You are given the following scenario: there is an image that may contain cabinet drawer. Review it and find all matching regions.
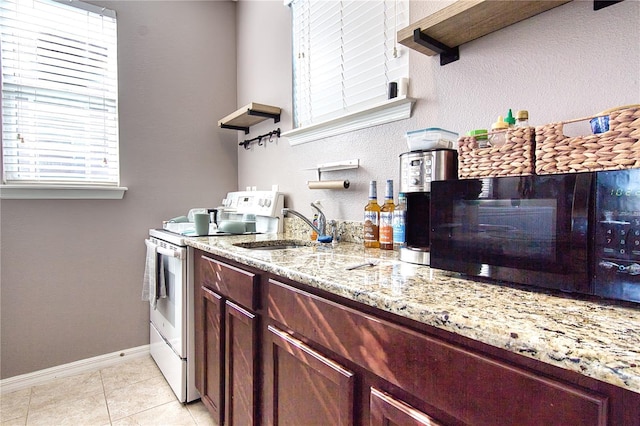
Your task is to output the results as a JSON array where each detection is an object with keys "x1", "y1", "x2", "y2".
[
  {"x1": 370, "y1": 387, "x2": 442, "y2": 426},
  {"x1": 199, "y1": 254, "x2": 258, "y2": 310},
  {"x1": 267, "y1": 279, "x2": 608, "y2": 426}
]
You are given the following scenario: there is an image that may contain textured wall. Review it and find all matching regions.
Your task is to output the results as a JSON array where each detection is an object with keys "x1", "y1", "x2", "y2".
[
  {"x1": 236, "y1": 0, "x2": 640, "y2": 221},
  {"x1": 0, "y1": 1, "x2": 239, "y2": 378}
]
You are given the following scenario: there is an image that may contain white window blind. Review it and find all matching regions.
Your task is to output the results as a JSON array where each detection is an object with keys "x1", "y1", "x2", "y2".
[
  {"x1": 291, "y1": 0, "x2": 408, "y2": 129},
  {"x1": 0, "y1": 0, "x2": 119, "y2": 186}
]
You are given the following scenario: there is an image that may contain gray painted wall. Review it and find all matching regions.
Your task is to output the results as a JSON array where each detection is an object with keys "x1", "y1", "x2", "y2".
[
  {"x1": 236, "y1": 0, "x2": 640, "y2": 222},
  {"x1": 0, "y1": 1, "x2": 238, "y2": 379}
]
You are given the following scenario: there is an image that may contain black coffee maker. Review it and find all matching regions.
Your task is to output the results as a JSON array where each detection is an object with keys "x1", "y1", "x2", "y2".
[{"x1": 399, "y1": 149, "x2": 458, "y2": 265}]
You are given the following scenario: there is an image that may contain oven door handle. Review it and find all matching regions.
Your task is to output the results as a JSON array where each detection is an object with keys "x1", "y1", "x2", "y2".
[
  {"x1": 158, "y1": 246, "x2": 185, "y2": 260},
  {"x1": 148, "y1": 239, "x2": 185, "y2": 260}
]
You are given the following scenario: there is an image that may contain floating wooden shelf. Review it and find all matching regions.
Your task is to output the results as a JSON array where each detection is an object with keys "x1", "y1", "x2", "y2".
[
  {"x1": 218, "y1": 103, "x2": 281, "y2": 134},
  {"x1": 397, "y1": 0, "x2": 572, "y2": 65}
]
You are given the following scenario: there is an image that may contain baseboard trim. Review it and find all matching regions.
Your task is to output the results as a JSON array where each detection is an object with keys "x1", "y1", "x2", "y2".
[{"x1": 0, "y1": 345, "x2": 150, "y2": 394}]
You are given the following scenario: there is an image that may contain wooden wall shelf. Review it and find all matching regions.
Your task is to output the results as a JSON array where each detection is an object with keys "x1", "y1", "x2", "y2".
[
  {"x1": 218, "y1": 102, "x2": 281, "y2": 134},
  {"x1": 397, "y1": 0, "x2": 572, "y2": 65}
]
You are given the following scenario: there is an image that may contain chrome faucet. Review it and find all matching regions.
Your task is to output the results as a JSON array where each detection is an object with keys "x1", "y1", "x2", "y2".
[
  {"x1": 310, "y1": 201, "x2": 326, "y2": 236},
  {"x1": 282, "y1": 201, "x2": 327, "y2": 237}
]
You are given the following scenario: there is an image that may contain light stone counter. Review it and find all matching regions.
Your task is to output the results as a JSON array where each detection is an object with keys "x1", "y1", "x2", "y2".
[{"x1": 186, "y1": 233, "x2": 640, "y2": 394}]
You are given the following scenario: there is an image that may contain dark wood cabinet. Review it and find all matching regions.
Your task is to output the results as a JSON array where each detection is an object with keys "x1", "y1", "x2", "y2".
[
  {"x1": 370, "y1": 387, "x2": 442, "y2": 426},
  {"x1": 266, "y1": 325, "x2": 355, "y2": 426},
  {"x1": 194, "y1": 251, "x2": 260, "y2": 426},
  {"x1": 193, "y1": 249, "x2": 640, "y2": 426},
  {"x1": 266, "y1": 278, "x2": 610, "y2": 426}
]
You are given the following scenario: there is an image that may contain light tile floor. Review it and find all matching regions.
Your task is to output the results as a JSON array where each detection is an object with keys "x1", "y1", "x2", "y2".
[{"x1": 0, "y1": 356, "x2": 217, "y2": 426}]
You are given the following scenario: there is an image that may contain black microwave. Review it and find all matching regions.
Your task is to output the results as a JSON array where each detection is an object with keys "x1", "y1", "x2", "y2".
[{"x1": 430, "y1": 169, "x2": 640, "y2": 303}]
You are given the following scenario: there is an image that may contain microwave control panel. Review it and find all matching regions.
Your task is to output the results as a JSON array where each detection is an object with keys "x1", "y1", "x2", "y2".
[{"x1": 593, "y1": 169, "x2": 640, "y2": 303}]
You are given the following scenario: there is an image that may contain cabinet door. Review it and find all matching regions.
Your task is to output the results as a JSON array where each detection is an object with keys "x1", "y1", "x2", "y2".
[
  {"x1": 195, "y1": 285, "x2": 225, "y2": 425},
  {"x1": 225, "y1": 300, "x2": 258, "y2": 426},
  {"x1": 370, "y1": 387, "x2": 443, "y2": 426},
  {"x1": 267, "y1": 325, "x2": 355, "y2": 426}
]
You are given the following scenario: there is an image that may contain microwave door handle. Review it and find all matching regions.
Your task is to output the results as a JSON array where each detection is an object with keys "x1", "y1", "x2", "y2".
[
  {"x1": 572, "y1": 173, "x2": 593, "y2": 234},
  {"x1": 567, "y1": 173, "x2": 593, "y2": 293}
]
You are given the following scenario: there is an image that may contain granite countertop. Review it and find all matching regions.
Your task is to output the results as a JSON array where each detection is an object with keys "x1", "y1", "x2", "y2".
[{"x1": 186, "y1": 233, "x2": 640, "y2": 394}]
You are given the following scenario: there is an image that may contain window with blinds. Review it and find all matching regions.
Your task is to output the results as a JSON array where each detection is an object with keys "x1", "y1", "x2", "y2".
[
  {"x1": 0, "y1": 0, "x2": 119, "y2": 186},
  {"x1": 290, "y1": 0, "x2": 408, "y2": 129}
]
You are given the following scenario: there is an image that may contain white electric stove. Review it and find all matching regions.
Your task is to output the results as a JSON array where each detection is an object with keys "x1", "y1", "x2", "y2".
[{"x1": 145, "y1": 190, "x2": 284, "y2": 402}]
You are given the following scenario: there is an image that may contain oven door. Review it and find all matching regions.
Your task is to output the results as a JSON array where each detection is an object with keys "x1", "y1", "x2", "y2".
[
  {"x1": 149, "y1": 243, "x2": 187, "y2": 358},
  {"x1": 430, "y1": 173, "x2": 592, "y2": 293}
]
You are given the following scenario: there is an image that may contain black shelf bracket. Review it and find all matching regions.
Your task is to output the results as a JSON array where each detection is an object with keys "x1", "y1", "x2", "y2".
[
  {"x1": 221, "y1": 123, "x2": 250, "y2": 134},
  {"x1": 248, "y1": 108, "x2": 281, "y2": 124},
  {"x1": 413, "y1": 28, "x2": 460, "y2": 66},
  {"x1": 594, "y1": 0, "x2": 623, "y2": 10}
]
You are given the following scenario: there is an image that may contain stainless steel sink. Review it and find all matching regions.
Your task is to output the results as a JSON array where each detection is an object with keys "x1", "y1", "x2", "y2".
[{"x1": 232, "y1": 240, "x2": 315, "y2": 250}]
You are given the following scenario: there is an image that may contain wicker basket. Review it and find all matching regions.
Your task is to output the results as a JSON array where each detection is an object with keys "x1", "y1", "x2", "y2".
[
  {"x1": 535, "y1": 107, "x2": 640, "y2": 175},
  {"x1": 457, "y1": 126, "x2": 535, "y2": 178}
]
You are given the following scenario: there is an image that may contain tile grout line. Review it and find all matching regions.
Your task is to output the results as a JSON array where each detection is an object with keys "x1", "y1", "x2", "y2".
[
  {"x1": 98, "y1": 368, "x2": 113, "y2": 426},
  {"x1": 24, "y1": 385, "x2": 33, "y2": 426},
  {"x1": 186, "y1": 403, "x2": 199, "y2": 425}
]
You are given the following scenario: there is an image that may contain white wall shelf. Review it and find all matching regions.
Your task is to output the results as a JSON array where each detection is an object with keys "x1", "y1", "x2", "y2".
[{"x1": 218, "y1": 102, "x2": 281, "y2": 134}]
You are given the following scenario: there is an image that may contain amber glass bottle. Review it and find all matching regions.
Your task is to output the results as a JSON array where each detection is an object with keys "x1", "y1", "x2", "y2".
[
  {"x1": 363, "y1": 180, "x2": 380, "y2": 248},
  {"x1": 379, "y1": 180, "x2": 395, "y2": 250}
]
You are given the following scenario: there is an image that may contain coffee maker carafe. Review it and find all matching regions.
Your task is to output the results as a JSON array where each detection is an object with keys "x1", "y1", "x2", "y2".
[{"x1": 399, "y1": 149, "x2": 457, "y2": 265}]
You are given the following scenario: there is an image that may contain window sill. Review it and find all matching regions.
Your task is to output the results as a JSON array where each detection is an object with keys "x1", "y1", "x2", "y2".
[
  {"x1": 282, "y1": 96, "x2": 416, "y2": 146},
  {"x1": 0, "y1": 185, "x2": 128, "y2": 200}
]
